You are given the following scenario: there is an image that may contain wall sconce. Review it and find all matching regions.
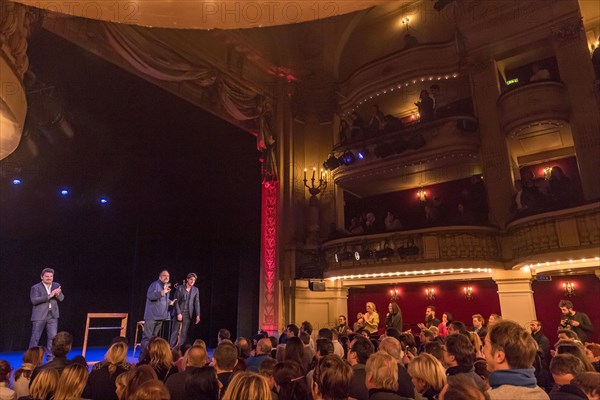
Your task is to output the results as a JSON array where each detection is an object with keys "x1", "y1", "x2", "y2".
[
  {"x1": 463, "y1": 286, "x2": 474, "y2": 300},
  {"x1": 417, "y1": 189, "x2": 427, "y2": 202},
  {"x1": 401, "y1": 16, "x2": 410, "y2": 31},
  {"x1": 563, "y1": 281, "x2": 575, "y2": 297},
  {"x1": 425, "y1": 287, "x2": 435, "y2": 300},
  {"x1": 543, "y1": 167, "x2": 552, "y2": 180},
  {"x1": 390, "y1": 289, "x2": 399, "y2": 301},
  {"x1": 304, "y1": 167, "x2": 327, "y2": 197}
]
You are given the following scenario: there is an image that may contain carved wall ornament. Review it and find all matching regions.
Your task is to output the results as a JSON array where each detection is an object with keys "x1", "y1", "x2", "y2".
[{"x1": 551, "y1": 18, "x2": 584, "y2": 43}]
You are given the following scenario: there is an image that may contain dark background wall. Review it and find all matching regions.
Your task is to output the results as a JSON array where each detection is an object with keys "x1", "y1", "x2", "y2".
[{"x1": 0, "y1": 30, "x2": 261, "y2": 351}]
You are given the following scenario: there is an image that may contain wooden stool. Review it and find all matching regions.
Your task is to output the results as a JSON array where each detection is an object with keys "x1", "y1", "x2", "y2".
[
  {"x1": 132, "y1": 321, "x2": 145, "y2": 358},
  {"x1": 82, "y1": 313, "x2": 128, "y2": 358}
]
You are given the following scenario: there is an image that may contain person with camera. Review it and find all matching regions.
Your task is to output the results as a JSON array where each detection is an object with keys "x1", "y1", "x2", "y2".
[
  {"x1": 140, "y1": 270, "x2": 172, "y2": 355},
  {"x1": 169, "y1": 272, "x2": 200, "y2": 349},
  {"x1": 559, "y1": 299, "x2": 593, "y2": 343}
]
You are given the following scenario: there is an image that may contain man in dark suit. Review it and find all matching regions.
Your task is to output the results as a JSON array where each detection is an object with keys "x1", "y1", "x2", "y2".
[
  {"x1": 29, "y1": 267, "x2": 64, "y2": 360},
  {"x1": 347, "y1": 335, "x2": 375, "y2": 400},
  {"x1": 169, "y1": 272, "x2": 201, "y2": 349},
  {"x1": 165, "y1": 345, "x2": 207, "y2": 400},
  {"x1": 140, "y1": 270, "x2": 172, "y2": 355}
]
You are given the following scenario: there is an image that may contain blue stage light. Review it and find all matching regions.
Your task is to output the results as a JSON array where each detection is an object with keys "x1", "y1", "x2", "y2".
[
  {"x1": 99, "y1": 197, "x2": 109, "y2": 204},
  {"x1": 12, "y1": 178, "x2": 21, "y2": 185},
  {"x1": 60, "y1": 189, "x2": 69, "y2": 196},
  {"x1": 357, "y1": 148, "x2": 369, "y2": 160}
]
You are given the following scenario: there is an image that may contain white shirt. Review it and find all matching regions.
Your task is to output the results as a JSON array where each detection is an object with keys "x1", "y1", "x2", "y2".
[{"x1": 44, "y1": 283, "x2": 52, "y2": 309}]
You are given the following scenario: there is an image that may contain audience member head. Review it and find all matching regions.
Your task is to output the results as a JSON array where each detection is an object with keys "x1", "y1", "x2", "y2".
[
  {"x1": 317, "y1": 328, "x2": 333, "y2": 341},
  {"x1": 123, "y1": 365, "x2": 158, "y2": 399},
  {"x1": 440, "y1": 374, "x2": 487, "y2": 400},
  {"x1": 447, "y1": 321, "x2": 468, "y2": 336},
  {"x1": 129, "y1": 379, "x2": 170, "y2": 400},
  {"x1": 378, "y1": 336, "x2": 402, "y2": 361},
  {"x1": 53, "y1": 363, "x2": 89, "y2": 400},
  {"x1": 366, "y1": 302, "x2": 377, "y2": 313},
  {"x1": 472, "y1": 314, "x2": 484, "y2": 329},
  {"x1": 442, "y1": 312, "x2": 453, "y2": 325},
  {"x1": 337, "y1": 315, "x2": 347, "y2": 326},
  {"x1": 284, "y1": 337, "x2": 305, "y2": 369},
  {"x1": 312, "y1": 355, "x2": 353, "y2": 400},
  {"x1": 468, "y1": 332, "x2": 483, "y2": 352},
  {"x1": 556, "y1": 342, "x2": 596, "y2": 372},
  {"x1": 488, "y1": 314, "x2": 501, "y2": 326},
  {"x1": 557, "y1": 329, "x2": 579, "y2": 342},
  {"x1": 300, "y1": 321, "x2": 313, "y2": 335},
  {"x1": 444, "y1": 334, "x2": 475, "y2": 368},
  {"x1": 285, "y1": 324, "x2": 299, "y2": 338},
  {"x1": 0, "y1": 360, "x2": 11, "y2": 384},
  {"x1": 115, "y1": 371, "x2": 128, "y2": 400},
  {"x1": 426, "y1": 306, "x2": 436, "y2": 320},
  {"x1": 407, "y1": 352, "x2": 447, "y2": 394},
  {"x1": 235, "y1": 337, "x2": 252, "y2": 359},
  {"x1": 550, "y1": 353, "x2": 586, "y2": 386},
  {"x1": 213, "y1": 342, "x2": 238, "y2": 372},
  {"x1": 424, "y1": 341, "x2": 445, "y2": 363},
  {"x1": 259, "y1": 357, "x2": 278, "y2": 390},
  {"x1": 571, "y1": 372, "x2": 600, "y2": 400},
  {"x1": 186, "y1": 345, "x2": 209, "y2": 368},
  {"x1": 315, "y1": 338, "x2": 334, "y2": 358},
  {"x1": 585, "y1": 343, "x2": 600, "y2": 364},
  {"x1": 559, "y1": 299, "x2": 574, "y2": 313},
  {"x1": 256, "y1": 338, "x2": 273, "y2": 356},
  {"x1": 146, "y1": 337, "x2": 173, "y2": 369},
  {"x1": 484, "y1": 320, "x2": 537, "y2": 371},
  {"x1": 185, "y1": 366, "x2": 220, "y2": 400},
  {"x1": 29, "y1": 368, "x2": 59, "y2": 400},
  {"x1": 420, "y1": 329, "x2": 435, "y2": 344},
  {"x1": 51, "y1": 331, "x2": 73, "y2": 358},
  {"x1": 365, "y1": 352, "x2": 398, "y2": 392},
  {"x1": 389, "y1": 302, "x2": 401, "y2": 315},
  {"x1": 15, "y1": 346, "x2": 44, "y2": 381},
  {"x1": 218, "y1": 329, "x2": 231, "y2": 343},
  {"x1": 473, "y1": 358, "x2": 490, "y2": 390},
  {"x1": 299, "y1": 331, "x2": 311, "y2": 346},
  {"x1": 222, "y1": 371, "x2": 271, "y2": 400},
  {"x1": 105, "y1": 341, "x2": 128, "y2": 374},
  {"x1": 348, "y1": 336, "x2": 375, "y2": 365},
  {"x1": 356, "y1": 328, "x2": 369, "y2": 338},
  {"x1": 429, "y1": 326, "x2": 440, "y2": 338},
  {"x1": 273, "y1": 361, "x2": 309, "y2": 400}
]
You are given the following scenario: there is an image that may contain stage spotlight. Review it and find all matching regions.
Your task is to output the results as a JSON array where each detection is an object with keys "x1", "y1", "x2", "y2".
[
  {"x1": 323, "y1": 155, "x2": 340, "y2": 170},
  {"x1": 374, "y1": 248, "x2": 395, "y2": 259},
  {"x1": 335, "y1": 251, "x2": 354, "y2": 263},
  {"x1": 99, "y1": 197, "x2": 109, "y2": 204},
  {"x1": 60, "y1": 189, "x2": 69, "y2": 196},
  {"x1": 357, "y1": 148, "x2": 369, "y2": 160},
  {"x1": 12, "y1": 178, "x2": 22, "y2": 185},
  {"x1": 354, "y1": 249, "x2": 373, "y2": 261},
  {"x1": 339, "y1": 151, "x2": 356, "y2": 166}
]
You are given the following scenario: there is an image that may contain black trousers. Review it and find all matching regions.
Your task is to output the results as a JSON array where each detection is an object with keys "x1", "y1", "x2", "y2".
[{"x1": 170, "y1": 313, "x2": 191, "y2": 348}]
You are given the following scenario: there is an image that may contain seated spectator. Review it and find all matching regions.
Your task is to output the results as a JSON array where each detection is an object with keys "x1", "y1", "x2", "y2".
[
  {"x1": 424, "y1": 342, "x2": 445, "y2": 364},
  {"x1": 348, "y1": 217, "x2": 365, "y2": 235},
  {"x1": 472, "y1": 314, "x2": 487, "y2": 342},
  {"x1": 440, "y1": 374, "x2": 488, "y2": 400},
  {"x1": 311, "y1": 355, "x2": 352, "y2": 400},
  {"x1": 52, "y1": 363, "x2": 88, "y2": 400},
  {"x1": 530, "y1": 63, "x2": 551, "y2": 82},
  {"x1": 454, "y1": 202, "x2": 475, "y2": 224},
  {"x1": 468, "y1": 333, "x2": 484, "y2": 359},
  {"x1": 223, "y1": 371, "x2": 271, "y2": 400},
  {"x1": 384, "y1": 212, "x2": 403, "y2": 231},
  {"x1": 121, "y1": 365, "x2": 158, "y2": 400},
  {"x1": 218, "y1": 329, "x2": 232, "y2": 344},
  {"x1": 20, "y1": 368, "x2": 59, "y2": 400},
  {"x1": 448, "y1": 321, "x2": 469, "y2": 336},
  {"x1": 138, "y1": 337, "x2": 177, "y2": 382},
  {"x1": 556, "y1": 342, "x2": 596, "y2": 372},
  {"x1": 550, "y1": 353, "x2": 586, "y2": 387},
  {"x1": 83, "y1": 341, "x2": 130, "y2": 400},
  {"x1": 334, "y1": 315, "x2": 352, "y2": 336},
  {"x1": 377, "y1": 337, "x2": 415, "y2": 398},
  {"x1": 443, "y1": 334, "x2": 485, "y2": 390},
  {"x1": 235, "y1": 337, "x2": 252, "y2": 360},
  {"x1": 13, "y1": 347, "x2": 45, "y2": 399},
  {"x1": 415, "y1": 90, "x2": 434, "y2": 122},
  {"x1": 557, "y1": 329, "x2": 580, "y2": 343},
  {"x1": 488, "y1": 314, "x2": 501, "y2": 327},
  {"x1": 363, "y1": 213, "x2": 380, "y2": 234},
  {"x1": 484, "y1": 320, "x2": 549, "y2": 399},
  {"x1": 0, "y1": 360, "x2": 16, "y2": 400},
  {"x1": 30, "y1": 332, "x2": 75, "y2": 384},
  {"x1": 306, "y1": 338, "x2": 334, "y2": 389},
  {"x1": 519, "y1": 172, "x2": 545, "y2": 214},
  {"x1": 473, "y1": 358, "x2": 490, "y2": 391},
  {"x1": 273, "y1": 361, "x2": 309, "y2": 400},
  {"x1": 438, "y1": 313, "x2": 451, "y2": 338},
  {"x1": 571, "y1": 372, "x2": 600, "y2": 400},
  {"x1": 258, "y1": 357, "x2": 278, "y2": 400},
  {"x1": 347, "y1": 336, "x2": 375, "y2": 400},
  {"x1": 165, "y1": 345, "x2": 210, "y2": 400},
  {"x1": 213, "y1": 342, "x2": 238, "y2": 398},
  {"x1": 428, "y1": 326, "x2": 440, "y2": 339},
  {"x1": 247, "y1": 338, "x2": 273, "y2": 373},
  {"x1": 419, "y1": 329, "x2": 435, "y2": 353},
  {"x1": 407, "y1": 353, "x2": 447, "y2": 400},
  {"x1": 585, "y1": 343, "x2": 600, "y2": 372},
  {"x1": 129, "y1": 379, "x2": 170, "y2": 400},
  {"x1": 184, "y1": 366, "x2": 220, "y2": 400},
  {"x1": 365, "y1": 352, "x2": 411, "y2": 399}
]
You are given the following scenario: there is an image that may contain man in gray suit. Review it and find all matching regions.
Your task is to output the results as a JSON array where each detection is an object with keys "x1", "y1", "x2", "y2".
[
  {"x1": 140, "y1": 270, "x2": 172, "y2": 354},
  {"x1": 169, "y1": 272, "x2": 201, "y2": 349},
  {"x1": 30, "y1": 267, "x2": 64, "y2": 360}
]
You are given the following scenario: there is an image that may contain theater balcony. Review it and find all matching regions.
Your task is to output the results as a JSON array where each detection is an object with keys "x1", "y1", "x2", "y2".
[{"x1": 497, "y1": 81, "x2": 570, "y2": 136}]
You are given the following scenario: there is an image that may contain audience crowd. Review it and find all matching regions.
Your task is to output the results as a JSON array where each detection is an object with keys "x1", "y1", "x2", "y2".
[{"x1": 1, "y1": 300, "x2": 598, "y2": 400}]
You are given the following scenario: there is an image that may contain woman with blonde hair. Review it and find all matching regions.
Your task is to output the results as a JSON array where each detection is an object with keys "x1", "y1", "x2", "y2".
[
  {"x1": 21, "y1": 368, "x2": 59, "y2": 400},
  {"x1": 13, "y1": 347, "x2": 45, "y2": 398},
  {"x1": 138, "y1": 338, "x2": 177, "y2": 382},
  {"x1": 407, "y1": 353, "x2": 446, "y2": 400},
  {"x1": 53, "y1": 363, "x2": 89, "y2": 400},
  {"x1": 114, "y1": 372, "x2": 128, "y2": 400},
  {"x1": 364, "y1": 302, "x2": 380, "y2": 335},
  {"x1": 121, "y1": 365, "x2": 157, "y2": 400},
  {"x1": 222, "y1": 371, "x2": 272, "y2": 400},
  {"x1": 84, "y1": 342, "x2": 130, "y2": 400},
  {"x1": 128, "y1": 380, "x2": 170, "y2": 400}
]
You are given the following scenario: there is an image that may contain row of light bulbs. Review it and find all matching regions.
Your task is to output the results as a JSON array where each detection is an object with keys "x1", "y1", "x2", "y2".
[
  {"x1": 521, "y1": 256, "x2": 600, "y2": 271},
  {"x1": 328, "y1": 267, "x2": 493, "y2": 282},
  {"x1": 344, "y1": 73, "x2": 460, "y2": 116}
]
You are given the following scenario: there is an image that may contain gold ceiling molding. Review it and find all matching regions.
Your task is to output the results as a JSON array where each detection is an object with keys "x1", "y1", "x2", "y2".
[{"x1": 13, "y1": 1, "x2": 387, "y2": 29}]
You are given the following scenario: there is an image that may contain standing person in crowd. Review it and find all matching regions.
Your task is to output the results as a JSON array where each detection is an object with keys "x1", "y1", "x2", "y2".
[
  {"x1": 141, "y1": 270, "x2": 172, "y2": 355},
  {"x1": 213, "y1": 342, "x2": 238, "y2": 398},
  {"x1": 483, "y1": 320, "x2": 549, "y2": 400},
  {"x1": 407, "y1": 353, "x2": 447, "y2": 400},
  {"x1": 13, "y1": 347, "x2": 44, "y2": 398},
  {"x1": 30, "y1": 268, "x2": 64, "y2": 361},
  {"x1": 334, "y1": 315, "x2": 352, "y2": 336},
  {"x1": 386, "y1": 302, "x2": 403, "y2": 332},
  {"x1": 418, "y1": 306, "x2": 440, "y2": 330},
  {"x1": 529, "y1": 320, "x2": 551, "y2": 365},
  {"x1": 559, "y1": 300, "x2": 594, "y2": 343},
  {"x1": 348, "y1": 336, "x2": 375, "y2": 400},
  {"x1": 364, "y1": 302, "x2": 380, "y2": 335},
  {"x1": 472, "y1": 314, "x2": 487, "y2": 342},
  {"x1": 437, "y1": 312, "x2": 452, "y2": 338},
  {"x1": 170, "y1": 273, "x2": 201, "y2": 349},
  {"x1": 443, "y1": 334, "x2": 485, "y2": 389},
  {"x1": 0, "y1": 360, "x2": 16, "y2": 400},
  {"x1": 311, "y1": 355, "x2": 353, "y2": 400}
]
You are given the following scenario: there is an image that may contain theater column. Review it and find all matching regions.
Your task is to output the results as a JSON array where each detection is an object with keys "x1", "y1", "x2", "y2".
[
  {"x1": 552, "y1": 18, "x2": 600, "y2": 201},
  {"x1": 469, "y1": 58, "x2": 514, "y2": 228},
  {"x1": 492, "y1": 269, "x2": 537, "y2": 326}
]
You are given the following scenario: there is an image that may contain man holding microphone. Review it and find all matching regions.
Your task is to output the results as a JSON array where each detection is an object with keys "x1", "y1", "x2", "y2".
[{"x1": 140, "y1": 270, "x2": 172, "y2": 355}]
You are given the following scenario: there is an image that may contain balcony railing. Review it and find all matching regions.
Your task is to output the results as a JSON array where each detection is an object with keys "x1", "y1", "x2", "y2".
[{"x1": 497, "y1": 81, "x2": 570, "y2": 135}]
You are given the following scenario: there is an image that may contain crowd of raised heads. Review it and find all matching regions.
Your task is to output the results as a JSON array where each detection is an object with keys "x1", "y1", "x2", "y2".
[{"x1": 1, "y1": 305, "x2": 599, "y2": 400}]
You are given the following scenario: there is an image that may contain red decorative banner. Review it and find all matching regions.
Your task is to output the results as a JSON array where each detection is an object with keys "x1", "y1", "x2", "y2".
[{"x1": 260, "y1": 180, "x2": 278, "y2": 334}]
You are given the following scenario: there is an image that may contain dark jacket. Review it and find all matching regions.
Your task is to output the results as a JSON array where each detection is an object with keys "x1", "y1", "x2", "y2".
[
  {"x1": 549, "y1": 384, "x2": 589, "y2": 400},
  {"x1": 83, "y1": 364, "x2": 128, "y2": 400},
  {"x1": 532, "y1": 330, "x2": 551, "y2": 364},
  {"x1": 349, "y1": 364, "x2": 369, "y2": 400},
  {"x1": 396, "y1": 363, "x2": 415, "y2": 399},
  {"x1": 144, "y1": 280, "x2": 170, "y2": 321},
  {"x1": 165, "y1": 367, "x2": 199, "y2": 400},
  {"x1": 368, "y1": 388, "x2": 411, "y2": 400},
  {"x1": 386, "y1": 313, "x2": 403, "y2": 331},
  {"x1": 30, "y1": 357, "x2": 73, "y2": 386},
  {"x1": 30, "y1": 282, "x2": 64, "y2": 321}
]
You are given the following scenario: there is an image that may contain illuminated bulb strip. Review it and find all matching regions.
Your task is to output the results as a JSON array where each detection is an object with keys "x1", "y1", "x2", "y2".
[
  {"x1": 522, "y1": 256, "x2": 600, "y2": 270},
  {"x1": 347, "y1": 73, "x2": 460, "y2": 115},
  {"x1": 328, "y1": 267, "x2": 493, "y2": 282}
]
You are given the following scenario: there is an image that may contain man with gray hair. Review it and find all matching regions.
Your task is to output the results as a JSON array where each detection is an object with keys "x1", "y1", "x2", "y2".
[
  {"x1": 246, "y1": 338, "x2": 272, "y2": 372},
  {"x1": 378, "y1": 336, "x2": 415, "y2": 399},
  {"x1": 141, "y1": 270, "x2": 172, "y2": 354}
]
